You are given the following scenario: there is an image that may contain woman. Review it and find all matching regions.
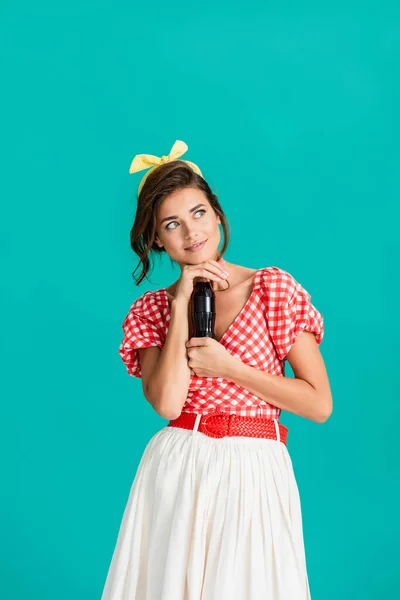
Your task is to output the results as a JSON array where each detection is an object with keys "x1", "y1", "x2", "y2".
[{"x1": 101, "y1": 140, "x2": 332, "y2": 600}]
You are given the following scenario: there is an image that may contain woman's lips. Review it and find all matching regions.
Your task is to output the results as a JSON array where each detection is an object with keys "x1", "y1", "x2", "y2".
[{"x1": 185, "y1": 239, "x2": 207, "y2": 252}]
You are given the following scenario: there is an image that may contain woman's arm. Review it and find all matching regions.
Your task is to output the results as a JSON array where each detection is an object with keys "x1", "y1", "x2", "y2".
[
  {"x1": 224, "y1": 331, "x2": 332, "y2": 423},
  {"x1": 140, "y1": 297, "x2": 191, "y2": 420}
]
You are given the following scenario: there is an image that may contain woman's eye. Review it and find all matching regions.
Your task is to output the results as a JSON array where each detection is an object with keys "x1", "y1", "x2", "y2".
[{"x1": 165, "y1": 209, "x2": 206, "y2": 230}]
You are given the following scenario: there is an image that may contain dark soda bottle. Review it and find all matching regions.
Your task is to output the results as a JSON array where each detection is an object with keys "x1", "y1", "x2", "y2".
[{"x1": 190, "y1": 279, "x2": 216, "y2": 338}]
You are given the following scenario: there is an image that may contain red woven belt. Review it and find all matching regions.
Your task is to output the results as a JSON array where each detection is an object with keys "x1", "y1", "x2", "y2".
[{"x1": 167, "y1": 410, "x2": 288, "y2": 445}]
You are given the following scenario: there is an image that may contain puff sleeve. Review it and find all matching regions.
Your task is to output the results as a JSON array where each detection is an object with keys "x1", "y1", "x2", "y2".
[
  {"x1": 118, "y1": 292, "x2": 166, "y2": 378},
  {"x1": 266, "y1": 267, "x2": 324, "y2": 362}
]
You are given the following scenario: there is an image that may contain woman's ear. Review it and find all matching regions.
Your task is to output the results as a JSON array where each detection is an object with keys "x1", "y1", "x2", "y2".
[{"x1": 154, "y1": 235, "x2": 163, "y2": 249}]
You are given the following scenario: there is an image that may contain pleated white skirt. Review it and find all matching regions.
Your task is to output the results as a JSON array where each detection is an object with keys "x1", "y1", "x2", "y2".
[{"x1": 101, "y1": 416, "x2": 312, "y2": 600}]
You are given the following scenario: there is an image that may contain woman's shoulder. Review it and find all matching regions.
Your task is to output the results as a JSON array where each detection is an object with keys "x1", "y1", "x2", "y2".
[
  {"x1": 258, "y1": 265, "x2": 293, "y2": 278},
  {"x1": 258, "y1": 265, "x2": 323, "y2": 317},
  {"x1": 258, "y1": 265, "x2": 296, "y2": 286},
  {"x1": 257, "y1": 265, "x2": 301, "y2": 303},
  {"x1": 123, "y1": 288, "x2": 168, "y2": 321}
]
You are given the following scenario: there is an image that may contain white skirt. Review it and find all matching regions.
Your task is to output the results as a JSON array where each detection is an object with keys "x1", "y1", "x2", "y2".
[{"x1": 101, "y1": 415, "x2": 312, "y2": 600}]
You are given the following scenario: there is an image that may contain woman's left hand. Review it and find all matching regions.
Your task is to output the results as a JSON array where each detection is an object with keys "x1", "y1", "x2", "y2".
[{"x1": 185, "y1": 337, "x2": 236, "y2": 378}]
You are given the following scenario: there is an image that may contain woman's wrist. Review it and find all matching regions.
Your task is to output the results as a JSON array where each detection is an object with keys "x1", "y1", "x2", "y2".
[{"x1": 171, "y1": 296, "x2": 189, "y2": 313}]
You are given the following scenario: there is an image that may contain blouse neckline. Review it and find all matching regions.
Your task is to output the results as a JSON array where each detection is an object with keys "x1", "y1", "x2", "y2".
[{"x1": 160, "y1": 268, "x2": 263, "y2": 344}]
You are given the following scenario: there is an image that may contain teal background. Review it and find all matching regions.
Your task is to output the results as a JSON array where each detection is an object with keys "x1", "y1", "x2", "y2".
[{"x1": 1, "y1": 0, "x2": 399, "y2": 598}]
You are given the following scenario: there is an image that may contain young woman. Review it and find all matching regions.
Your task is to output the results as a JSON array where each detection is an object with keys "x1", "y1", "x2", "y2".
[{"x1": 101, "y1": 140, "x2": 332, "y2": 600}]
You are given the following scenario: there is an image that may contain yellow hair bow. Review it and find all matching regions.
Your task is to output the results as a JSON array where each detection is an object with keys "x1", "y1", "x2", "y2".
[{"x1": 129, "y1": 139, "x2": 203, "y2": 195}]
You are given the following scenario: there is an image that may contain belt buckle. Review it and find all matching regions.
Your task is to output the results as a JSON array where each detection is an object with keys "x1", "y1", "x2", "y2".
[{"x1": 201, "y1": 410, "x2": 233, "y2": 438}]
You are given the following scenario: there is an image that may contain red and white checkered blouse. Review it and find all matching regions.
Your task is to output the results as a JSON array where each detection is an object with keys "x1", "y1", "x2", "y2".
[{"x1": 118, "y1": 266, "x2": 324, "y2": 419}]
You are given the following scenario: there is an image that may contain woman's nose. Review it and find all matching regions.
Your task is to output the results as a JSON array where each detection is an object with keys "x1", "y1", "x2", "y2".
[{"x1": 183, "y1": 224, "x2": 200, "y2": 238}]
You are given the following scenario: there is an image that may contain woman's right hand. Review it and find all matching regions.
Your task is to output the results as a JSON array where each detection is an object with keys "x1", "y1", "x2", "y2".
[{"x1": 174, "y1": 259, "x2": 230, "y2": 303}]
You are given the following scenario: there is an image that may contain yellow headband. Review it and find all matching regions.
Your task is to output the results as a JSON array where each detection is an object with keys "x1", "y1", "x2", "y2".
[{"x1": 128, "y1": 139, "x2": 203, "y2": 195}]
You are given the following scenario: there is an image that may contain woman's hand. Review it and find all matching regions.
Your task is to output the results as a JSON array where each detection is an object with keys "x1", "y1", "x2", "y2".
[
  {"x1": 175, "y1": 259, "x2": 229, "y2": 303},
  {"x1": 185, "y1": 337, "x2": 236, "y2": 379}
]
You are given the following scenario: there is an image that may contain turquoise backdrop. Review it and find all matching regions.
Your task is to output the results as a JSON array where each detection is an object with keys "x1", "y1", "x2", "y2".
[{"x1": 1, "y1": 0, "x2": 399, "y2": 598}]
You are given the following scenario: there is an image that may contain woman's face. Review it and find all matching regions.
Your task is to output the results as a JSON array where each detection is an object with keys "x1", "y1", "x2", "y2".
[{"x1": 154, "y1": 187, "x2": 221, "y2": 267}]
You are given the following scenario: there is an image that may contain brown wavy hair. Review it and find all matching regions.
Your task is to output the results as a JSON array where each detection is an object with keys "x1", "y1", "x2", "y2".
[{"x1": 129, "y1": 160, "x2": 231, "y2": 286}]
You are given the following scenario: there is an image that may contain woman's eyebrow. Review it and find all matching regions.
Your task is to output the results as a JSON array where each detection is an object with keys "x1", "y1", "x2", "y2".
[{"x1": 160, "y1": 203, "x2": 207, "y2": 225}]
